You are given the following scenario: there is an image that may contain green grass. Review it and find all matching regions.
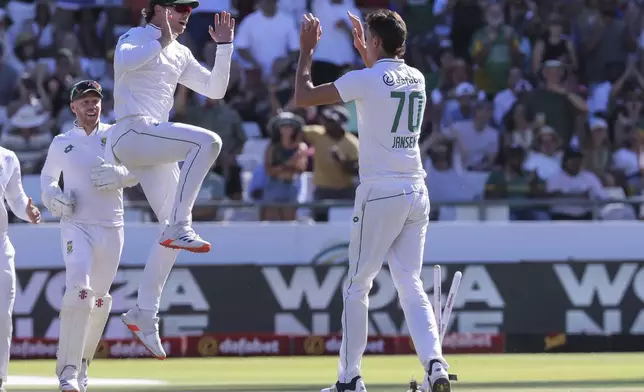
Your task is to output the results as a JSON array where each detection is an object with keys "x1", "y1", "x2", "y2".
[{"x1": 7, "y1": 353, "x2": 644, "y2": 391}]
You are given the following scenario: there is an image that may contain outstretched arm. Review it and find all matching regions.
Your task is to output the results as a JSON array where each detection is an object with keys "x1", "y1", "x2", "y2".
[
  {"x1": 294, "y1": 14, "x2": 342, "y2": 107},
  {"x1": 179, "y1": 12, "x2": 235, "y2": 99},
  {"x1": 40, "y1": 141, "x2": 63, "y2": 211}
]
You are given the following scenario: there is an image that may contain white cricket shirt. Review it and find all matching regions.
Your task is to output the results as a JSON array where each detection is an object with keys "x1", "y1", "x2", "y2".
[
  {"x1": 40, "y1": 123, "x2": 126, "y2": 227},
  {"x1": 0, "y1": 147, "x2": 31, "y2": 233},
  {"x1": 113, "y1": 24, "x2": 234, "y2": 122},
  {"x1": 334, "y1": 59, "x2": 427, "y2": 182}
]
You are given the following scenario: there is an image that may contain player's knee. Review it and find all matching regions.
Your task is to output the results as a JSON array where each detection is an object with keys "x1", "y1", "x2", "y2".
[
  {"x1": 196, "y1": 130, "x2": 221, "y2": 157},
  {"x1": 62, "y1": 286, "x2": 96, "y2": 310}
]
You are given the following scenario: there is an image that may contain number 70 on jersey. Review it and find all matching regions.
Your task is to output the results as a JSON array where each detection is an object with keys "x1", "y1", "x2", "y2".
[{"x1": 390, "y1": 91, "x2": 425, "y2": 149}]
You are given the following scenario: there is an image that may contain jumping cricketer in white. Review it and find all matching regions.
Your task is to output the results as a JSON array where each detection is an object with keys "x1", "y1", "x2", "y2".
[
  {"x1": 294, "y1": 10, "x2": 451, "y2": 392},
  {"x1": 0, "y1": 155, "x2": 41, "y2": 392},
  {"x1": 108, "y1": 0, "x2": 235, "y2": 359},
  {"x1": 41, "y1": 80, "x2": 138, "y2": 392}
]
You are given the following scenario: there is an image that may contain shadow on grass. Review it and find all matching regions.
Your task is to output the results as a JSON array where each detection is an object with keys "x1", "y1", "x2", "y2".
[{"x1": 11, "y1": 379, "x2": 644, "y2": 392}]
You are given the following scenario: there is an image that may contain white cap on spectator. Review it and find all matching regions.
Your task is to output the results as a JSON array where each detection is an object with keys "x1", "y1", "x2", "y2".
[
  {"x1": 537, "y1": 126, "x2": 556, "y2": 136},
  {"x1": 10, "y1": 105, "x2": 50, "y2": 129},
  {"x1": 590, "y1": 117, "x2": 608, "y2": 130},
  {"x1": 455, "y1": 82, "x2": 476, "y2": 97}
]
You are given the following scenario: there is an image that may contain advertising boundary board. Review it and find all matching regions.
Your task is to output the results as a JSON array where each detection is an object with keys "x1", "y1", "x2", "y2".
[
  {"x1": 13, "y1": 261, "x2": 644, "y2": 339},
  {"x1": 9, "y1": 221, "x2": 644, "y2": 267},
  {"x1": 11, "y1": 332, "x2": 644, "y2": 359}
]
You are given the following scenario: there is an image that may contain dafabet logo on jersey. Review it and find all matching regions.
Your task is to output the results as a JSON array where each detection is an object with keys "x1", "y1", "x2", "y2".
[{"x1": 66, "y1": 241, "x2": 73, "y2": 254}]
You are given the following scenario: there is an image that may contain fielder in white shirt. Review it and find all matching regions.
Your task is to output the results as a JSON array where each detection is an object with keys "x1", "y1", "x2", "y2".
[
  {"x1": 294, "y1": 10, "x2": 451, "y2": 392},
  {"x1": 0, "y1": 155, "x2": 40, "y2": 392},
  {"x1": 108, "y1": 0, "x2": 234, "y2": 359},
  {"x1": 40, "y1": 80, "x2": 137, "y2": 392}
]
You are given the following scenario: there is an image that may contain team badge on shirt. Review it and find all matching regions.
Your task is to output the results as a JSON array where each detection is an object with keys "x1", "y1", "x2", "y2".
[
  {"x1": 101, "y1": 137, "x2": 107, "y2": 148},
  {"x1": 66, "y1": 241, "x2": 73, "y2": 254},
  {"x1": 64, "y1": 145, "x2": 74, "y2": 153}
]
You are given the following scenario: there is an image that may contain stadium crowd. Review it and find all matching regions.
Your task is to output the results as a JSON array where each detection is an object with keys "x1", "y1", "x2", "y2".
[{"x1": 0, "y1": 0, "x2": 644, "y2": 222}]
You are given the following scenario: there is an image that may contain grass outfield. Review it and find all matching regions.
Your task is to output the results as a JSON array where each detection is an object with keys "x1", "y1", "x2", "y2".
[{"x1": 6, "y1": 353, "x2": 644, "y2": 391}]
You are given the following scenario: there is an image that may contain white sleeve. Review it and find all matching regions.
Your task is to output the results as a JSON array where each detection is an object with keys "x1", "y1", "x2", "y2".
[
  {"x1": 40, "y1": 140, "x2": 63, "y2": 210},
  {"x1": 334, "y1": 69, "x2": 367, "y2": 102},
  {"x1": 179, "y1": 44, "x2": 233, "y2": 99},
  {"x1": 115, "y1": 31, "x2": 163, "y2": 72},
  {"x1": 5, "y1": 153, "x2": 30, "y2": 222}
]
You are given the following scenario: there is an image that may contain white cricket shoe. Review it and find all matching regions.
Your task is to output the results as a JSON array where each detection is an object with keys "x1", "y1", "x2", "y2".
[
  {"x1": 121, "y1": 307, "x2": 166, "y2": 360},
  {"x1": 79, "y1": 359, "x2": 88, "y2": 392},
  {"x1": 159, "y1": 223, "x2": 211, "y2": 253},
  {"x1": 321, "y1": 376, "x2": 366, "y2": 392},
  {"x1": 428, "y1": 360, "x2": 451, "y2": 392},
  {"x1": 0, "y1": 378, "x2": 5, "y2": 392},
  {"x1": 59, "y1": 365, "x2": 80, "y2": 391}
]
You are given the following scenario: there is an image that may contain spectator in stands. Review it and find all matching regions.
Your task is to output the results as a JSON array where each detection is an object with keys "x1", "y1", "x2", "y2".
[
  {"x1": 493, "y1": 66, "x2": 532, "y2": 128},
  {"x1": 0, "y1": 43, "x2": 20, "y2": 116},
  {"x1": 263, "y1": 112, "x2": 308, "y2": 221},
  {"x1": 229, "y1": 68, "x2": 273, "y2": 136},
  {"x1": 193, "y1": 171, "x2": 226, "y2": 222},
  {"x1": 443, "y1": 82, "x2": 477, "y2": 126},
  {"x1": 547, "y1": 147, "x2": 610, "y2": 220},
  {"x1": 446, "y1": 100, "x2": 499, "y2": 172},
  {"x1": 520, "y1": 60, "x2": 587, "y2": 145},
  {"x1": 431, "y1": 58, "x2": 472, "y2": 127},
  {"x1": 588, "y1": 60, "x2": 637, "y2": 117},
  {"x1": 450, "y1": 0, "x2": 484, "y2": 61},
  {"x1": 42, "y1": 48, "x2": 77, "y2": 117},
  {"x1": 235, "y1": 0, "x2": 299, "y2": 81},
  {"x1": 581, "y1": 0, "x2": 635, "y2": 87},
  {"x1": 582, "y1": 117, "x2": 614, "y2": 184},
  {"x1": 524, "y1": 126, "x2": 563, "y2": 180},
  {"x1": 503, "y1": 102, "x2": 534, "y2": 150},
  {"x1": 485, "y1": 145, "x2": 548, "y2": 220},
  {"x1": 8, "y1": 31, "x2": 40, "y2": 76},
  {"x1": 531, "y1": 13, "x2": 578, "y2": 75},
  {"x1": 424, "y1": 139, "x2": 469, "y2": 221},
  {"x1": 174, "y1": 85, "x2": 247, "y2": 201},
  {"x1": 612, "y1": 87, "x2": 644, "y2": 146},
  {"x1": 612, "y1": 124, "x2": 644, "y2": 195},
  {"x1": 310, "y1": 0, "x2": 359, "y2": 86},
  {"x1": 304, "y1": 105, "x2": 358, "y2": 222},
  {"x1": 0, "y1": 103, "x2": 51, "y2": 174},
  {"x1": 471, "y1": 1, "x2": 523, "y2": 97}
]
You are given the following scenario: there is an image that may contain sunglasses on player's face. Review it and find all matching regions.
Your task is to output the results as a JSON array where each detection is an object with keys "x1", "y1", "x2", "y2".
[{"x1": 168, "y1": 4, "x2": 192, "y2": 14}]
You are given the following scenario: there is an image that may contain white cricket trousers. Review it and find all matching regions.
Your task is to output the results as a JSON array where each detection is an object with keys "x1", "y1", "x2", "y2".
[
  {"x1": 338, "y1": 179, "x2": 445, "y2": 383},
  {"x1": 109, "y1": 116, "x2": 222, "y2": 226},
  {"x1": 105, "y1": 116, "x2": 220, "y2": 313},
  {"x1": 60, "y1": 221, "x2": 123, "y2": 294},
  {"x1": 0, "y1": 235, "x2": 15, "y2": 384}
]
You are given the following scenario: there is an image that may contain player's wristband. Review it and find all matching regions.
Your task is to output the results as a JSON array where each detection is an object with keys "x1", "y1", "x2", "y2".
[{"x1": 217, "y1": 41, "x2": 233, "y2": 45}]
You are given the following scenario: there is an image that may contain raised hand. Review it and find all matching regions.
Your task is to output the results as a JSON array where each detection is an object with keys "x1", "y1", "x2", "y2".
[
  {"x1": 26, "y1": 198, "x2": 41, "y2": 224},
  {"x1": 159, "y1": 8, "x2": 174, "y2": 47},
  {"x1": 347, "y1": 11, "x2": 366, "y2": 52},
  {"x1": 300, "y1": 13, "x2": 322, "y2": 51},
  {"x1": 209, "y1": 11, "x2": 235, "y2": 43}
]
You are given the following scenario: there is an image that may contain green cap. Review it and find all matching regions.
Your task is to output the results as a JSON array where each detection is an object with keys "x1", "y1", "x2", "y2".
[
  {"x1": 150, "y1": 0, "x2": 199, "y2": 9},
  {"x1": 69, "y1": 80, "x2": 103, "y2": 102}
]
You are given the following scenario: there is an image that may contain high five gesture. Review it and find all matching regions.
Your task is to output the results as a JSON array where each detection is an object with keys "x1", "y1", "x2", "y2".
[{"x1": 209, "y1": 11, "x2": 235, "y2": 43}]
